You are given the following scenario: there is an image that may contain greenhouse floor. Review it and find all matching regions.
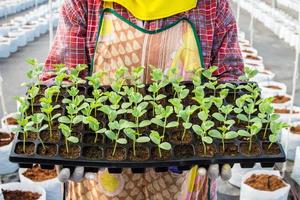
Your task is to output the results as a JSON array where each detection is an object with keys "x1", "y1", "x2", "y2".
[{"x1": 0, "y1": 1, "x2": 299, "y2": 199}]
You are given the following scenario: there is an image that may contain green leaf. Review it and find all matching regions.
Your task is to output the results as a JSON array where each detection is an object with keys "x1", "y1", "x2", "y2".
[
  {"x1": 58, "y1": 116, "x2": 71, "y2": 124},
  {"x1": 150, "y1": 131, "x2": 161, "y2": 145},
  {"x1": 237, "y1": 114, "x2": 248, "y2": 121},
  {"x1": 67, "y1": 136, "x2": 79, "y2": 144},
  {"x1": 238, "y1": 130, "x2": 251, "y2": 137},
  {"x1": 183, "y1": 122, "x2": 192, "y2": 129},
  {"x1": 225, "y1": 131, "x2": 238, "y2": 139},
  {"x1": 166, "y1": 121, "x2": 179, "y2": 128},
  {"x1": 105, "y1": 130, "x2": 116, "y2": 141},
  {"x1": 269, "y1": 134, "x2": 278, "y2": 143},
  {"x1": 73, "y1": 115, "x2": 85, "y2": 124},
  {"x1": 139, "y1": 120, "x2": 151, "y2": 127},
  {"x1": 136, "y1": 136, "x2": 150, "y2": 143},
  {"x1": 159, "y1": 142, "x2": 171, "y2": 151},
  {"x1": 202, "y1": 136, "x2": 213, "y2": 144},
  {"x1": 212, "y1": 113, "x2": 225, "y2": 122},
  {"x1": 117, "y1": 138, "x2": 127, "y2": 144},
  {"x1": 151, "y1": 118, "x2": 164, "y2": 127},
  {"x1": 208, "y1": 130, "x2": 222, "y2": 139},
  {"x1": 198, "y1": 111, "x2": 208, "y2": 121},
  {"x1": 124, "y1": 128, "x2": 136, "y2": 140},
  {"x1": 156, "y1": 94, "x2": 166, "y2": 101}
]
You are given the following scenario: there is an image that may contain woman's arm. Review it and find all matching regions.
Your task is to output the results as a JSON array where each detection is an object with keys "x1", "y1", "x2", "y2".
[
  {"x1": 41, "y1": 0, "x2": 88, "y2": 81},
  {"x1": 211, "y1": 0, "x2": 244, "y2": 81}
]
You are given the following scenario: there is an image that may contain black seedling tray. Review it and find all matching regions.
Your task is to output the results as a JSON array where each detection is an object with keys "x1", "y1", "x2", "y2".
[{"x1": 9, "y1": 81, "x2": 286, "y2": 173}]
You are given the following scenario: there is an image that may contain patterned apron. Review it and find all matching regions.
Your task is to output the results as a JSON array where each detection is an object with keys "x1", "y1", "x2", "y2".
[{"x1": 67, "y1": 4, "x2": 217, "y2": 200}]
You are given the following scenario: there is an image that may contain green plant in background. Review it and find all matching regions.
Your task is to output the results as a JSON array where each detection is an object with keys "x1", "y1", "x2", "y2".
[
  {"x1": 150, "y1": 130, "x2": 171, "y2": 158},
  {"x1": 268, "y1": 121, "x2": 289, "y2": 149},
  {"x1": 59, "y1": 95, "x2": 88, "y2": 129},
  {"x1": 192, "y1": 86, "x2": 212, "y2": 116},
  {"x1": 225, "y1": 82, "x2": 244, "y2": 101},
  {"x1": 124, "y1": 128, "x2": 150, "y2": 157},
  {"x1": 238, "y1": 119, "x2": 262, "y2": 152},
  {"x1": 82, "y1": 114, "x2": 106, "y2": 143},
  {"x1": 151, "y1": 105, "x2": 178, "y2": 140},
  {"x1": 258, "y1": 97, "x2": 280, "y2": 140},
  {"x1": 192, "y1": 111, "x2": 214, "y2": 155},
  {"x1": 178, "y1": 105, "x2": 197, "y2": 141},
  {"x1": 59, "y1": 124, "x2": 79, "y2": 154},
  {"x1": 25, "y1": 113, "x2": 49, "y2": 150},
  {"x1": 110, "y1": 66, "x2": 128, "y2": 94},
  {"x1": 233, "y1": 94, "x2": 250, "y2": 123},
  {"x1": 23, "y1": 58, "x2": 43, "y2": 88},
  {"x1": 14, "y1": 113, "x2": 31, "y2": 153}
]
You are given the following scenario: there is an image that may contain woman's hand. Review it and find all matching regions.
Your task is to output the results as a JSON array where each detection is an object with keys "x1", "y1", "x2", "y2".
[{"x1": 57, "y1": 164, "x2": 232, "y2": 183}]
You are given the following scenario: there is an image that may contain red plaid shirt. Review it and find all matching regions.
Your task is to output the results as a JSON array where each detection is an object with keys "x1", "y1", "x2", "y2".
[{"x1": 43, "y1": 0, "x2": 244, "y2": 81}]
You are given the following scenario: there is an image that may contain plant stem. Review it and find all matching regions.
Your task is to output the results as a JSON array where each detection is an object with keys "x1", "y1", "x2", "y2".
[
  {"x1": 248, "y1": 136, "x2": 252, "y2": 153},
  {"x1": 222, "y1": 138, "x2": 225, "y2": 153},
  {"x1": 38, "y1": 134, "x2": 45, "y2": 150},
  {"x1": 31, "y1": 100, "x2": 34, "y2": 114},
  {"x1": 202, "y1": 140, "x2": 207, "y2": 156},
  {"x1": 247, "y1": 114, "x2": 251, "y2": 127},
  {"x1": 65, "y1": 138, "x2": 69, "y2": 154},
  {"x1": 162, "y1": 117, "x2": 167, "y2": 140},
  {"x1": 23, "y1": 131, "x2": 26, "y2": 153},
  {"x1": 133, "y1": 140, "x2": 136, "y2": 157},
  {"x1": 55, "y1": 92, "x2": 60, "y2": 103},
  {"x1": 112, "y1": 130, "x2": 120, "y2": 157},
  {"x1": 268, "y1": 142, "x2": 273, "y2": 150},
  {"x1": 94, "y1": 133, "x2": 98, "y2": 143},
  {"x1": 181, "y1": 129, "x2": 186, "y2": 141},
  {"x1": 158, "y1": 147, "x2": 162, "y2": 158},
  {"x1": 263, "y1": 122, "x2": 269, "y2": 140},
  {"x1": 48, "y1": 120, "x2": 53, "y2": 139},
  {"x1": 234, "y1": 88, "x2": 237, "y2": 100}
]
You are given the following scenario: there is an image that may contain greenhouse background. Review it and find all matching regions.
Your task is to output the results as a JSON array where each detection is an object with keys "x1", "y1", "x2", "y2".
[{"x1": 0, "y1": 0, "x2": 300, "y2": 199}]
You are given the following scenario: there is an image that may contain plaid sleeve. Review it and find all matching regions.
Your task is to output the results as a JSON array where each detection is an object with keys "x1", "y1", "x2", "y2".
[
  {"x1": 41, "y1": 0, "x2": 88, "y2": 81},
  {"x1": 211, "y1": 0, "x2": 244, "y2": 81}
]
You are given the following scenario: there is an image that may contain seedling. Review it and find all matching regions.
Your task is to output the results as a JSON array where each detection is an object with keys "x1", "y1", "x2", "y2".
[
  {"x1": 83, "y1": 115, "x2": 106, "y2": 143},
  {"x1": 192, "y1": 86, "x2": 212, "y2": 114},
  {"x1": 178, "y1": 105, "x2": 197, "y2": 141},
  {"x1": 258, "y1": 97, "x2": 280, "y2": 140},
  {"x1": 53, "y1": 66, "x2": 68, "y2": 102},
  {"x1": 25, "y1": 113, "x2": 48, "y2": 149},
  {"x1": 237, "y1": 98, "x2": 257, "y2": 127},
  {"x1": 23, "y1": 58, "x2": 43, "y2": 88},
  {"x1": 144, "y1": 68, "x2": 167, "y2": 116},
  {"x1": 124, "y1": 128, "x2": 150, "y2": 156},
  {"x1": 238, "y1": 119, "x2": 262, "y2": 152},
  {"x1": 239, "y1": 66, "x2": 259, "y2": 82},
  {"x1": 40, "y1": 92, "x2": 62, "y2": 139},
  {"x1": 209, "y1": 115, "x2": 237, "y2": 153},
  {"x1": 59, "y1": 124, "x2": 79, "y2": 154},
  {"x1": 151, "y1": 105, "x2": 178, "y2": 140},
  {"x1": 27, "y1": 85, "x2": 39, "y2": 113},
  {"x1": 150, "y1": 130, "x2": 171, "y2": 158},
  {"x1": 127, "y1": 66, "x2": 145, "y2": 92},
  {"x1": 14, "y1": 114, "x2": 31, "y2": 153},
  {"x1": 168, "y1": 98, "x2": 183, "y2": 125},
  {"x1": 69, "y1": 64, "x2": 87, "y2": 87},
  {"x1": 268, "y1": 121, "x2": 289, "y2": 149},
  {"x1": 110, "y1": 66, "x2": 128, "y2": 94},
  {"x1": 234, "y1": 94, "x2": 250, "y2": 123},
  {"x1": 225, "y1": 82, "x2": 244, "y2": 101},
  {"x1": 59, "y1": 95, "x2": 88, "y2": 129},
  {"x1": 192, "y1": 111, "x2": 214, "y2": 155},
  {"x1": 105, "y1": 119, "x2": 134, "y2": 156}
]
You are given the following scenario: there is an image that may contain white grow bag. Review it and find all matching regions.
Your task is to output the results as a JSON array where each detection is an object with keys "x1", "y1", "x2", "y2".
[
  {"x1": 240, "y1": 170, "x2": 290, "y2": 200},
  {"x1": 1, "y1": 112, "x2": 18, "y2": 133},
  {"x1": 0, "y1": 182, "x2": 46, "y2": 200},
  {"x1": 291, "y1": 147, "x2": 300, "y2": 185},
  {"x1": 259, "y1": 81, "x2": 287, "y2": 98},
  {"x1": 281, "y1": 122, "x2": 300, "y2": 160},
  {"x1": 0, "y1": 129, "x2": 18, "y2": 175},
  {"x1": 19, "y1": 168, "x2": 63, "y2": 200}
]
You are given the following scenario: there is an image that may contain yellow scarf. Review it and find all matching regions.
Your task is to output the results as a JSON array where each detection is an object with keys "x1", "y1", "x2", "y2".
[{"x1": 103, "y1": 0, "x2": 197, "y2": 21}]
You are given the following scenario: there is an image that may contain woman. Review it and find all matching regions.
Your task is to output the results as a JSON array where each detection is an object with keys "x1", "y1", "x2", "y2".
[{"x1": 42, "y1": 0, "x2": 244, "y2": 199}]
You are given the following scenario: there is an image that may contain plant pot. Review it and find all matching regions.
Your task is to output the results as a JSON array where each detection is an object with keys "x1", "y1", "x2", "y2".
[
  {"x1": 229, "y1": 163, "x2": 274, "y2": 188},
  {"x1": 0, "y1": 129, "x2": 18, "y2": 175},
  {"x1": 19, "y1": 166, "x2": 62, "y2": 200},
  {"x1": 275, "y1": 106, "x2": 300, "y2": 122},
  {"x1": 1, "y1": 112, "x2": 18, "y2": 133},
  {"x1": 271, "y1": 94, "x2": 292, "y2": 109},
  {"x1": 241, "y1": 47, "x2": 258, "y2": 58},
  {"x1": 259, "y1": 81, "x2": 287, "y2": 98},
  {"x1": 240, "y1": 170, "x2": 290, "y2": 200},
  {"x1": 280, "y1": 122, "x2": 300, "y2": 160},
  {"x1": 291, "y1": 147, "x2": 300, "y2": 185},
  {"x1": 0, "y1": 182, "x2": 46, "y2": 200},
  {"x1": 250, "y1": 69, "x2": 275, "y2": 83},
  {"x1": 0, "y1": 37, "x2": 11, "y2": 58}
]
